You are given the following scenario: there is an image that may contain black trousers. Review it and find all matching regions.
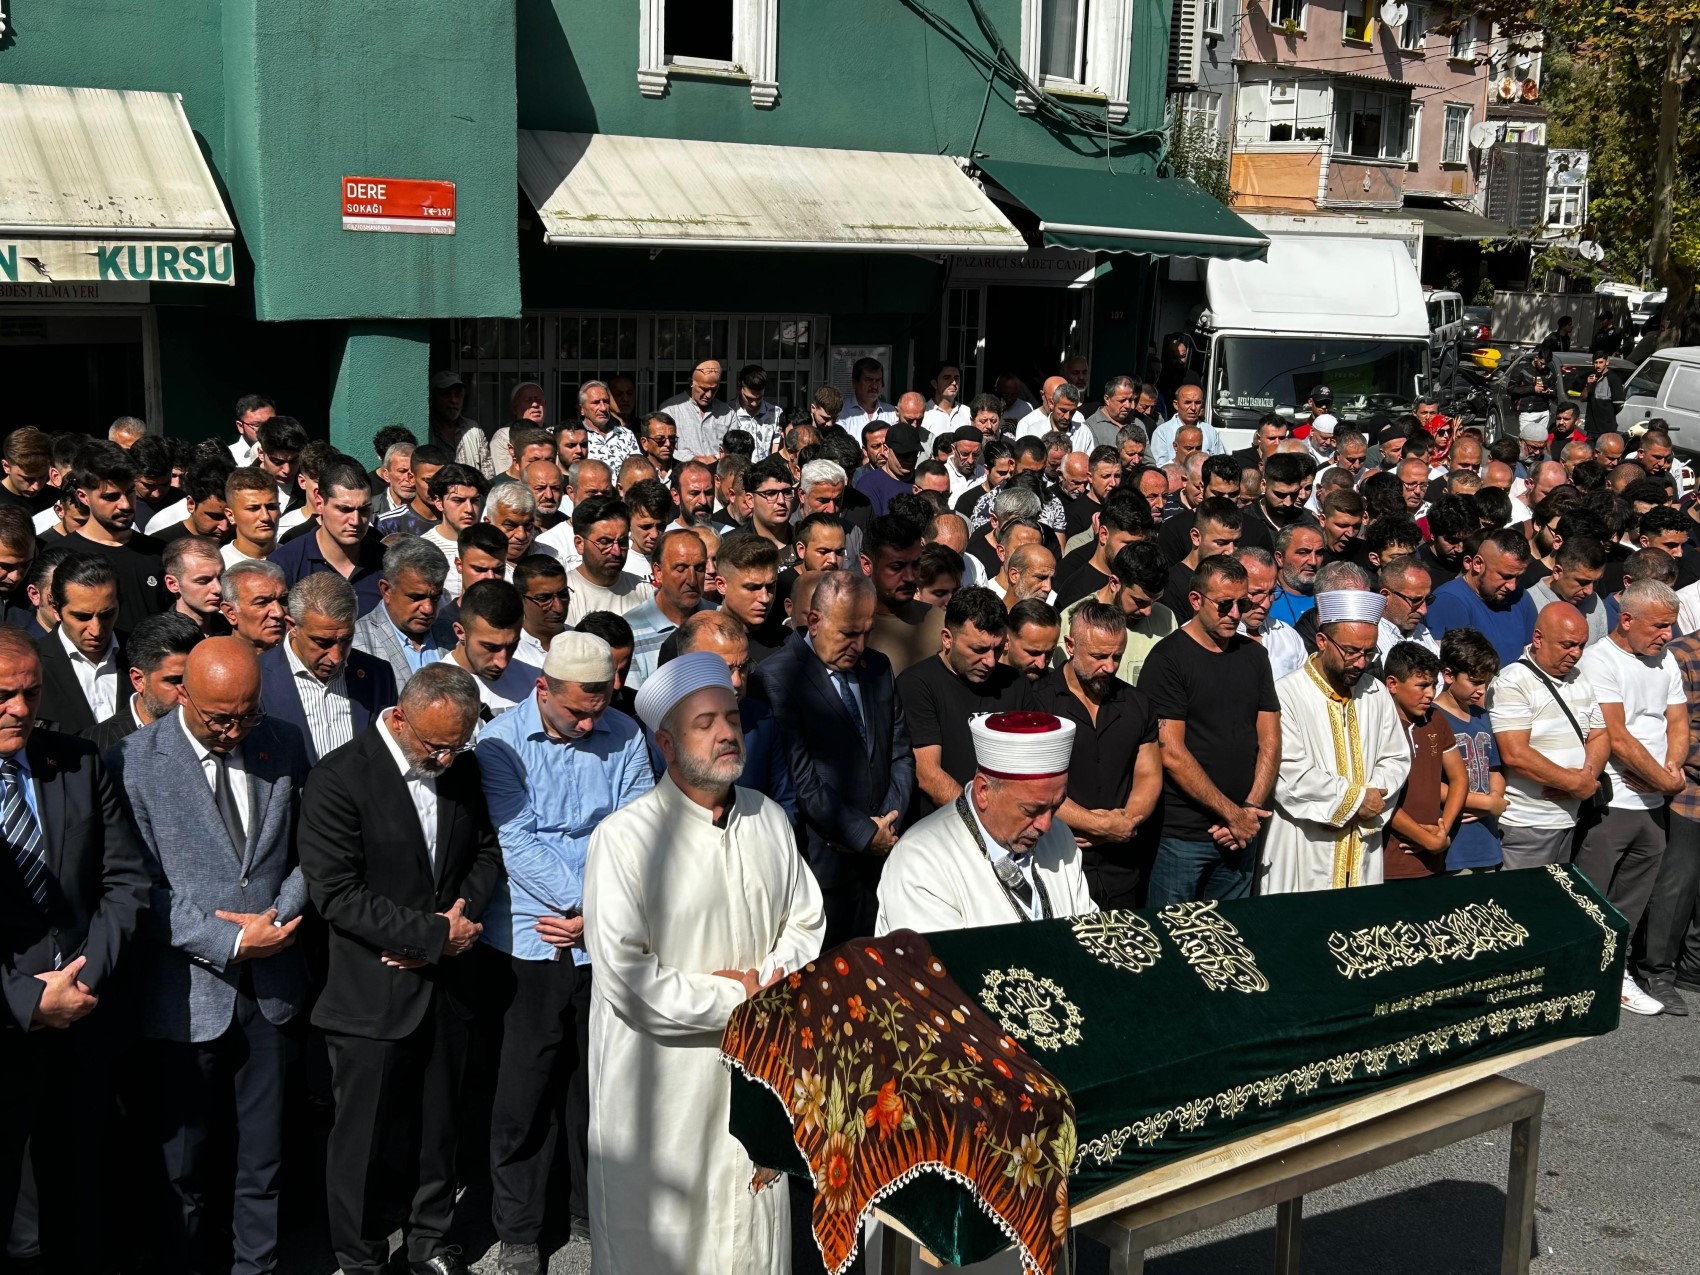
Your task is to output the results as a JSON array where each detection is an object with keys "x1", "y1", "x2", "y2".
[
  {"x1": 324, "y1": 997, "x2": 470, "y2": 1274},
  {"x1": 488, "y1": 953, "x2": 592, "y2": 1243},
  {"x1": 1641, "y1": 808, "x2": 1700, "y2": 983},
  {"x1": 148, "y1": 984, "x2": 291, "y2": 1275},
  {"x1": 0, "y1": 1014, "x2": 114, "y2": 1274}
]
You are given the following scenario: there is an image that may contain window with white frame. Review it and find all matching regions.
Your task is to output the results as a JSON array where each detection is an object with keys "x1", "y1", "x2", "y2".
[
  {"x1": 1183, "y1": 89, "x2": 1224, "y2": 133},
  {"x1": 1406, "y1": 102, "x2": 1422, "y2": 165},
  {"x1": 1333, "y1": 88, "x2": 1409, "y2": 161},
  {"x1": 637, "y1": 0, "x2": 780, "y2": 107},
  {"x1": 1442, "y1": 102, "x2": 1471, "y2": 163},
  {"x1": 1545, "y1": 185, "x2": 1586, "y2": 229},
  {"x1": 1268, "y1": 0, "x2": 1306, "y2": 28},
  {"x1": 1266, "y1": 81, "x2": 1299, "y2": 141},
  {"x1": 1202, "y1": 0, "x2": 1224, "y2": 34},
  {"x1": 1399, "y1": 2, "x2": 1428, "y2": 50},
  {"x1": 1448, "y1": 12, "x2": 1477, "y2": 61},
  {"x1": 1342, "y1": 0, "x2": 1376, "y2": 42},
  {"x1": 1017, "y1": 0, "x2": 1136, "y2": 122}
]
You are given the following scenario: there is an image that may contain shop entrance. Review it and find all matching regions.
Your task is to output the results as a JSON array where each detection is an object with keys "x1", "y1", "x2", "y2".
[
  {"x1": 0, "y1": 310, "x2": 153, "y2": 435},
  {"x1": 939, "y1": 250, "x2": 1096, "y2": 401}
]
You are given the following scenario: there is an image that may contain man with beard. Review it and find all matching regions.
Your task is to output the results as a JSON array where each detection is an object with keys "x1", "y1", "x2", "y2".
[
  {"x1": 1023, "y1": 602, "x2": 1162, "y2": 909},
  {"x1": 1083, "y1": 374, "x2": 1142, "y2": 449},
  {"x1": 1260, "y1": 589, "x2": 1411, "y2": 893},
  {"x1": 896, "y1": 587, "x2": 1030, "y2": 817},
  {"x1": 583, "y1": 654, "x2": 824, "y2": 1275},
  {"x1": 861, "y1": 513, "x2": 946, "y2": 673},
  {"x1": 477, "y1": 633, "x2": 653, "y2": 1273},
  {"x1": 1375, "y1": 556, "x2": 1441, "y2": 661},
  {"x1": 64, "y1": 441, "x2": 169, "y2": 621},
  {"x1": 1240, "y1": 451, "x2": 1316, "y2": 552},
  {"x1": 1418, "y1": 494, "x2": 1475, "y2": 587},
  {"x1": 1059, "y1": 541, "x2": 1175, "y2": 684},
  {"x1": 1002, "y1": 598, "x2": 1060, "y2": 684},
  {"x1": 1269, "y1": 523, "x2": 1324, "y2": 628},
  {"x1": 878, "y1": 705, "x2": 1096, "y2": 930},
  {"x1": 1426, "y1": 527, "x2": 1539, "y2": 666},
  {"x1": 524, "y1": 460, "x2": 566, "y2": 533}
]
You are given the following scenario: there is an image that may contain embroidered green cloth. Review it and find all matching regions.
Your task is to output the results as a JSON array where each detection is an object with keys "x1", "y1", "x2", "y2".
[{"x1": 727, "y1": 866, "x2": 1623, "y2": 1271}]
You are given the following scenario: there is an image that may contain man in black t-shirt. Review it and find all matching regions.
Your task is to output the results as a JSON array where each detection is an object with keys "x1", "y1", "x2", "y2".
[
  {"x1": 1054, "y1": 489, "x2": 1152, "y2": 611},
  {"x1": 896, "y1": 586, "x2": 1030, "y2": 820},
  {"x1": 1029, "y1": 601, "x2": 1161, "y2": 909},
  {"x1": 63, "y1": 440, "x2": 168, "y2": 626},
  {"x1": 1139, "y1": 554, "x2": 1280, "y2": 906}
]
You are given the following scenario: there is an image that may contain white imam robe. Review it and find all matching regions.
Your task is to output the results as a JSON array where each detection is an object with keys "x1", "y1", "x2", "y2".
[
  {"x1": 875, "y1": 800, "x2": 1096, "y2": 935},
  {"x1": 1260, "y1": 658, "x2": 1412, "y2": 895},
  {"x1": 582, "y1": 773, "x2": 826, "y2": 1275}
]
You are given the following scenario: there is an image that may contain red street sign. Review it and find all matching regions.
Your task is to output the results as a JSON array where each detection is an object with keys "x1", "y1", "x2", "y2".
[{"x1": 341, "y1": 177, "x2": 457, "y2": 235}]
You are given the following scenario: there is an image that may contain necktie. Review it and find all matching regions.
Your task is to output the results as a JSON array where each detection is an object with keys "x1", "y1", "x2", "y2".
[
  {"x1": 832, "y1": 671, "x2": 867, "y2": 746},
  {"x1": 2, "y1": 759, "x2": 47, "y2": 910},
  {"x1": 213, "y1": 755, "x2": 246, "y2": 859}
]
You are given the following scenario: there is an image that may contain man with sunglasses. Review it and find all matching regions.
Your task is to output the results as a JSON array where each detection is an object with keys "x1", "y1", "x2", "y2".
[
  {"x1": 1261, "y1": 588, "x2": 1412, "y2": 894},
  {"x1": 301, "y1": 660, "x2": 501, "y2": 1275},
  {"x1": 1376, "y1": 556, "x2": 1441, "y2": 663},
  {"x1": 113, "y1": 636, "x2": 309, "y2": 1275}
]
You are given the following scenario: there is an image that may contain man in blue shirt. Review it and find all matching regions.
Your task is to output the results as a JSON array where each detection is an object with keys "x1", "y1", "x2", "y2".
[
  {"x1": 1426, "y1": 527, "x2": 1539, "y2": 667},
  {"x1": 474, "y1": 631, "x2": 654, "y2": 1269},
  {"x1": 1269, "y1": 523, "x2": 1324, "y2": 629}
]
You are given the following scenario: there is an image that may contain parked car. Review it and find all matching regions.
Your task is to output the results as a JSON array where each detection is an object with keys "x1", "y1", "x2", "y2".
[
  {"x1": 1618, "y1": 347, "x2": 1700, "y2": 455},
  {"x1": 1460, "y1": 305, "x2": 1493, "y2": 354},
  {"x1": 1484, "y1": 349, "x2": 1636, "y2": 441}
]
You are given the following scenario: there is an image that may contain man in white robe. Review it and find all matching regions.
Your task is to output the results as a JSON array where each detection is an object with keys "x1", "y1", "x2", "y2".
[
  {"x1": 878, "y1": 711, "x2": 1096, "y2": 933},
  {"x1": 1260, "y1": 589, "x2": 1412, "y2": 894},
  {"x1": 583, "y1": 653, "x2": 826, "y2": 1275}
]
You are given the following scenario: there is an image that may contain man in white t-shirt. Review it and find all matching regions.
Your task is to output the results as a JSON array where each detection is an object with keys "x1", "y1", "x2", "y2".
[{"x1": 1575, "y1": 581, "x2": 1689, "y2": 1016}]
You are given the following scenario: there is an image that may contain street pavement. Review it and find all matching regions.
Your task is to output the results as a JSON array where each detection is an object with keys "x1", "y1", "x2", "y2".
[{"x1": 276, "y1": 1002, "x2": 1698, "y2": 1274}]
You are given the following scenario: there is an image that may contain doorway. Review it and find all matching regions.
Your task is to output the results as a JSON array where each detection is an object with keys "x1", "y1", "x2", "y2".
[
  {"x1": 0, "y1": 311, "x2": 150, "y2": 435},
  {"x1": 954, "y1": 285, "x2": 1091, "y2": 403}
]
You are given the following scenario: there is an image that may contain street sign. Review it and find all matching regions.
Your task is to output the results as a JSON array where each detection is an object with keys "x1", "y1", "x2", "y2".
[{"x1": 341, "y1": 177, "x2": 457, "y2": 235}]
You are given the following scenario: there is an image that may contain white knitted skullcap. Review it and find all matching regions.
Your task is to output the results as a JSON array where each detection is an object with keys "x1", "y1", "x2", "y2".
[
  {"x1": 634, "y1": 651, "x2": 735, "y2": 733},
  {"x1": 542, "y1": 631, "x2": 615, "y2": 684},
  {"x1": 970, "y1": 711, "x2": 1076, "y2": 779},
  {"x1": 1316, "y1": 589, "x2": 1386, "y2": 626},
  {"x1": 1310, "y1": 413, "x2": 1338, "y2": 436}
]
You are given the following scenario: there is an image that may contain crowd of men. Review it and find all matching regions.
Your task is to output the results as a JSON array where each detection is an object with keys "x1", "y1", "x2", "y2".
[{"x1": 4, "y1": 347, "x2": 1700, "y2": 1275}]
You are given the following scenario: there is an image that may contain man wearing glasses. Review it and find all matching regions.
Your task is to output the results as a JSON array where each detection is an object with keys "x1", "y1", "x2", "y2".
[
  {"x1": 741, "y1": 455, "x2": 798, "y2": 564},
  {"x1": 562, "y1": 493, "x2": 655, "y2": 627},
  {"x1": 1261, "y1": 588, "x2": 1412, "y2": 894},
  {"x1": 300, "y1": 661, "x2": 501, "y2": 1275},
  {"x1": 113, "y1": 637, "x2": 309, "y2": 1275},
  {"x1": 1376, "y1": 556, "x2": 1441, "y2": 663},
  {"x1": 1141, "y1": 555, "x2": 1281, "y2": 907}
]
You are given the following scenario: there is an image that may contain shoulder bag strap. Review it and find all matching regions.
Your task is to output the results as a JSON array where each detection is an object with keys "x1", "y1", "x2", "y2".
[{"x1": 1515, "y1": 657, "x2": 1589, "y2": 745}]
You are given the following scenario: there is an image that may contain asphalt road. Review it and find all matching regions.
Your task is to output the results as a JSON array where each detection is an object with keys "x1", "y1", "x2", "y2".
[{"x1": 274, "y1": 1002, "x2": 1697, "y2": 1274}]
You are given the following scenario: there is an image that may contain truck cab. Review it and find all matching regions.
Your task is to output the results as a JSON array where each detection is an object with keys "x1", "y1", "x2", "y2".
[{"x1": 1196, "y1": 235, "x2": 1431, "y2": 451}]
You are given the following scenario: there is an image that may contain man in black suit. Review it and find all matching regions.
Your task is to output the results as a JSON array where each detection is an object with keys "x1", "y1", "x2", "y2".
[
  {"x1": 0, "y1": 625, "x2": 151, "y2": 1273},
  {"x1": 752, "y1": 569, "x2": 914, "y2": 947},
  {"x1": 84, "y1": 610, "x2": 203, "y2": 754},
  {"x1": 34, "y1": 552, "x2": 125, "y2": 737},
  {"x1": 258, "y1": 573, "x2": 397, "y2": 764},
  {"x1": 299, "y1": 661, "x2": 502, "y2": 1275}
]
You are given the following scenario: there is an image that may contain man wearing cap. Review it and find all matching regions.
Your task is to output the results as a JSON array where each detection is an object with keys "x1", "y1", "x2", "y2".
[
  {"x1": 877, "y1": 709, "x2": 1095, "y2": 932},
  {"x1": 943, "y1": 425, "x2": 985, "y2": 504},
  {"x1": 583, "y1": 652, "x2": 825, "y2": 1275},
  {"x1": 475, "y1": 630, "x2": 653, "y2": 1273},
  {"x1": 428, "y1": 370, "x2": 493, "y2": 479},
  {"x1": 1261, "y1": 589, "x2": 1412, "y2": 894},
  {"x1": 1305, "y1": 413, "x2": 1339, "y2": 467},
  {"x1": 854, "y1": 417, "x2": 924, "y2": 517}
]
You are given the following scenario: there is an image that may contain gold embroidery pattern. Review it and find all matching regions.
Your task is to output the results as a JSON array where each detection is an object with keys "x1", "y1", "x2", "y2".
[
  {"x1": 1545, "y1": 864, "x2": 1619, "y2": 971},
  {"x1": 1074, "y1": 991, "x2": 1596, "y2": 1168},
  {"x1": 1327, "y1": 901, "x2": 1532, "y2": 979},
  {"x1": 1071, "y1": 911, "x2": 1163, "y2": 974},
  {"x1": 1305, "y1": 658, "x2": 1366, "y2": 888},
  {"x1": 1157, "y1": 900, "x2": 1271, "y2": 994},
  {"x1": 980, "y1": 968, "x2": 1085, "y2": 1052}
]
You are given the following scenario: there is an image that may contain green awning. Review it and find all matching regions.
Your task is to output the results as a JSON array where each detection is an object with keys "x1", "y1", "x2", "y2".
[{"x1": 978, "y1": 159, "x2": 1268, "y2": 261}]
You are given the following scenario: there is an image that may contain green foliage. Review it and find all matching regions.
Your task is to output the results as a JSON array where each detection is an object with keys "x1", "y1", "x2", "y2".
[{"x1": 1167, "y1": 109, "x2": 1232, "y2": 206}]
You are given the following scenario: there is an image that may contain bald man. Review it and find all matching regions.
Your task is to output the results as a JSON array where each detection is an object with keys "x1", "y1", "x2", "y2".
[{"x1": 112, "y1": 636, "x2": 312, "y2": 1275}]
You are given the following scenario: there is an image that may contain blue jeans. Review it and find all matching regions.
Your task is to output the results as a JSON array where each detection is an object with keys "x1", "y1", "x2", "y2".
[{"x1": 1148, "y1": 836, "x2": 1255, "y2": 908}]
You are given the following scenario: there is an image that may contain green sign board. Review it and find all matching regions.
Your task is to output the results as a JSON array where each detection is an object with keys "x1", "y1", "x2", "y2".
[{"x1": 0, "y1": 240, "x2": 235, "y2": 286}]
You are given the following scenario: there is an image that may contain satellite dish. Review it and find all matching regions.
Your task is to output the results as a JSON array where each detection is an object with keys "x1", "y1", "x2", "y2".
[
  {"x1": 1379, "y1": 1, "x2": 1408, "y2": 27},
  {"x1": 1498, "y1": 76, "x2": 1520, "y2": 101},
  {"x1": 1468, "y1": 123, "x2": 1499, "y2": 150},
  {"x1": 1577, "y1": 241, "x2": 1606, "y2": 263},
  {"x1": 1520, "y1": 78, "x2": 1539, "y2": 101}
]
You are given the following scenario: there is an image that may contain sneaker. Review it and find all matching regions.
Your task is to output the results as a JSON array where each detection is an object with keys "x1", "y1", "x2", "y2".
[
  {"x1": 495, "y1": 1242, "x2": 542, "y2": 1275},
  {"x1": 1622, "y1": 975, "x2": 1664, "y2": 1016},
  {"x1": 1647, "y1": 980, "x2": 1690, "y2": 1016}
]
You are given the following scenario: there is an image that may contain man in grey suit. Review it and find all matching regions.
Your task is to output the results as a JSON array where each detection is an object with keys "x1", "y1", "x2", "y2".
[
  {"x1": 353, "y1": 534, "x2": 455, "y2": 692},
  {"x1": 111, "y1": 636, "x2": 311, "y2": 1275}
]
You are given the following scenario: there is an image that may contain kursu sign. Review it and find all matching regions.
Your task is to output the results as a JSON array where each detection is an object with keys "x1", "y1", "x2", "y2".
[
  {"x1": 341, "y1": 177, "x2": 457, "y2": 234},
  {"x1": 0, "y1": 241, "x2": 233, "y2": 286}
]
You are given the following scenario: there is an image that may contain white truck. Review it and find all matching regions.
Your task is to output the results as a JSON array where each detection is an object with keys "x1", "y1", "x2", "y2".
[{"x1": 1194, "y1": 222, "x2": 1431, "y2": 452}]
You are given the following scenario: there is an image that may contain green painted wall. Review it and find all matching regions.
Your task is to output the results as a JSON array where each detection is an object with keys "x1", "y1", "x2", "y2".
[
  {"x1": 329, "y1": 323, "x2": 431, "y2": 456},
  {"x1": 518, "y1": 0, "x2": 1171, "y2": 171},
  {"x1": 222, "y1": 0, "x2": 520, "y2": 323}
]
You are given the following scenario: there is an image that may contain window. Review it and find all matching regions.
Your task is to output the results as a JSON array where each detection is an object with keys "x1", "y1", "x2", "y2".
[
  {"x1": 1544, "y1": 185, "x2": 1587, "y2": 229},
  {"x1": 1626, "y1": 358, "x2": 1671, "y2": 401},
  {"x1": 1268, "y1": 0, "x2": 1306, "y2": 28},
  {"x1": 1172, "y1": 89, "x2": 1224, "y2": 134},
  {"x1": 1449, "y1": 13, "x2": 1477, "y2": 61},
  {"x1": 1666, "y1": 366, "x2": 1700, "y2": 414},
  {"x1": 1442, "y1": 103, "x2": 1470, "y2": 163},
  {"x1": 1018, "y1": 0, "x2": 1136, "y2": 122},
  {"x1": 1406, "y1": 103, "x2": 1422, "y2": 165},
  {"x1": 1040, "y1": 0, "x2": 1090, "y2": 82},
  {"x1": 1267, "y1": 81, "x2": 1299, "y2": 141},
  {"x1": 1343, "y1": 0, "x2": 1375, "y2": 42},
  {"x1": 1203, "y1": 0, "x2": 1223, "y2": 34},
  {"x1": 637, "y1": 0, "x2": 780, "y2": 107},
  {"x1": 1333, "y1": 89, "x2": 1409, "y2": 161},
  {"x1": 1399, "y1": 3, "x2": 1428, "y2": 50}
]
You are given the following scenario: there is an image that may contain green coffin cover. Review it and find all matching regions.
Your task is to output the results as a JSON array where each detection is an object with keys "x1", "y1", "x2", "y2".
[{"x1": 730, "y1": 866, "x2": 1623, "y2": 1269}]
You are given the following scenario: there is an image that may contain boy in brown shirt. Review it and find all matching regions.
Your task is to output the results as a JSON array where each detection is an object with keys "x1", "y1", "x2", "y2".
[{"x1": 1383, "y1": 640, "x2": 1469, "y2": 879}]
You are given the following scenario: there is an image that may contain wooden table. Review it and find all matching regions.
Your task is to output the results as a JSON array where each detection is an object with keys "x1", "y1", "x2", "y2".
[{"x1": 876, "y1": 1038, "x2": 1572, "y2": 1275}]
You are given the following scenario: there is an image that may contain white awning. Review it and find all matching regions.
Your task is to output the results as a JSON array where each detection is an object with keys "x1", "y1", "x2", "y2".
[
  {"x1": 518, "y1": 130, "x2": 1026, "y2": 254},
  {"x1": 0, "y1": 83, "x2": 236, "y2": 286}
]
